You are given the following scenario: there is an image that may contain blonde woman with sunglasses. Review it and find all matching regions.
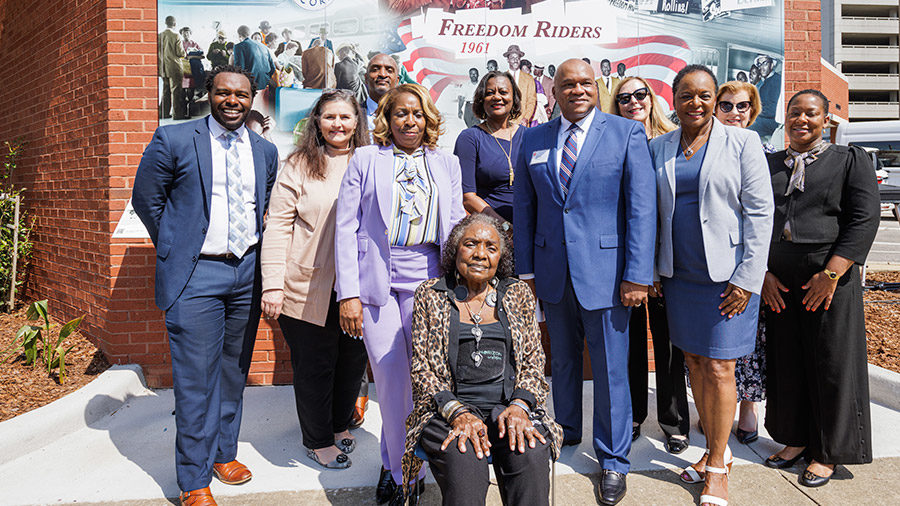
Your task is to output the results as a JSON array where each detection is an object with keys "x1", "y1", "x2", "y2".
[{"x1": 612, "y1": 76, "x2": 690, "y2": 455}]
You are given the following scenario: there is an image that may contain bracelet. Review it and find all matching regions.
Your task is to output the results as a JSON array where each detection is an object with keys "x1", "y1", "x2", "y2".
[
  {"x1": 509, "y1": 399, "x2": 530, "y2": 415},
  {"x1": 448, "y1": 407, "x2": 470, "y2": 424},
  {"x1": 441, "y1": 400, "x2": 464, "y2": 421}
]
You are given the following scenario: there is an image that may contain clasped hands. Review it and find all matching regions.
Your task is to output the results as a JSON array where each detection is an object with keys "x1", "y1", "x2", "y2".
[
  {"x1": 441, "y1": 404, "x2": 546, "y2": 459},
  {"x1": 762, "y1": 270, "x2": 839, "y2": 313}
]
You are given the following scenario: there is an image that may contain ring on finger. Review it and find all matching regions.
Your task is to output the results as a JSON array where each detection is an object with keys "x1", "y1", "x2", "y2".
[{"x1": 477, "y1": 428, "x2": 486, "y2": 438}]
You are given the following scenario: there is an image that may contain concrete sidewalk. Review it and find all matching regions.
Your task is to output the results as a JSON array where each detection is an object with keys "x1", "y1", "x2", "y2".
[{"x1": 2, "y1": 367, "x2": 900, "y2": 505}]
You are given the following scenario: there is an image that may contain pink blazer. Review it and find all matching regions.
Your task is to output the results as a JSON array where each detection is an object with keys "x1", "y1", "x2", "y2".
[{"x1": 335, "y1": 144, "x2": 465, "y2": 307}]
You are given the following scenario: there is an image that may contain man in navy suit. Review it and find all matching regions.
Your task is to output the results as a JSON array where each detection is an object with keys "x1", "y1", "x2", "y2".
[
  {"x1": 513, "y1": 59, "x2": 656, "y2": 505},
  {"x1": 132, "y1": 65, "x2": 278, "y2": 505}
]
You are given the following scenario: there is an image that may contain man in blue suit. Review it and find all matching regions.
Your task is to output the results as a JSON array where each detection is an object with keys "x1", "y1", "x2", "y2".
[
  {"x1": 132, "y1": 65, "x2": 278, "y2": 506},
  {"x1": 232, "y1": 25, "x2": 276, "y2": 95},
  {"x1": 513, "y1": 59, "x2": 656, "y2": 505}
]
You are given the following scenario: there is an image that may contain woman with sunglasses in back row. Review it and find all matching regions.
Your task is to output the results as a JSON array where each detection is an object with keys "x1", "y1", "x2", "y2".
[
  {"x1": 713, "y1": 81, "x2": 772, "y2": 447},
  {"x1": 611, "y1": 77, "x2": 693, "y2": 456}
]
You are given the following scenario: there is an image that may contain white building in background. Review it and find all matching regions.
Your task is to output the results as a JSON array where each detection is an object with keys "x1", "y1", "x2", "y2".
[{"x1": 823, "y1": 0, "x2": 900, "y2": 121}]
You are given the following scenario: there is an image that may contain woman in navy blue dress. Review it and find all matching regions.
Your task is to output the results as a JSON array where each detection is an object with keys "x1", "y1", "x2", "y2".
[
  {"x1": 648, "y1": 65, "x2": 773, "y2": 506},
  {"x1": 454, "y1": 71, "x2": 524, "y2": 226}
]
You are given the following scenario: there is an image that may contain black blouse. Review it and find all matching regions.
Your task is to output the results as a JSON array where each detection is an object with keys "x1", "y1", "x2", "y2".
[{"x1": 767, "y1": 145, "x2": 880, "y2": 264}]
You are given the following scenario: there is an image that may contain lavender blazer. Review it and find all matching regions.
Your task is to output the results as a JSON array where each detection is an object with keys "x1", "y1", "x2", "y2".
[{"x1": 335, "y1": 144, "x2": 465, "y2": 306}]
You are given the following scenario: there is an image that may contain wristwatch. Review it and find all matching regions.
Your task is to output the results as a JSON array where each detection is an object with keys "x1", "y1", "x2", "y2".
[{"x1": 823, "y1": 268, "x2": 839, "y2": 280}]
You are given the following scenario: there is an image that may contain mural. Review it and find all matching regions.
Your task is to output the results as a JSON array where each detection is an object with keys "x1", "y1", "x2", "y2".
[{"x1": 156, "y1": 0, "x2": 785, "y2": 156}]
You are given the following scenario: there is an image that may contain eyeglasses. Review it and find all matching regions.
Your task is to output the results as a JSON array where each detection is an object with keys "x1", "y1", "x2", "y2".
[
  {"x1": 615, "y1": 87, "x2": 650, "y2": 105},
  {"x1": 717, "y1": 101, "x2": 751, "y2": 113}
]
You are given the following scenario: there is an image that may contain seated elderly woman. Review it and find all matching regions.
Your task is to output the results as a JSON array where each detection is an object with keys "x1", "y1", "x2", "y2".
[{"x1": 400, "y1": 214, "x2": 562, "y2": 506}]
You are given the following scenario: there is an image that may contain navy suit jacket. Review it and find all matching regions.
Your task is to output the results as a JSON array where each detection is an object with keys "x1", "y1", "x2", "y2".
[
  {"x1": 513, "y1": 109, "x2": 657, "y2": 310},
  {"x1": 132, "y1": 117, "x2": 279, "y2": 310}
]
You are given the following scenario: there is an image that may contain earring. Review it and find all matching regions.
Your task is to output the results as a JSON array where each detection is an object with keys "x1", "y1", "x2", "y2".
[{"x1": 453, "y1": 271, "x2": 469, "y2": 301}]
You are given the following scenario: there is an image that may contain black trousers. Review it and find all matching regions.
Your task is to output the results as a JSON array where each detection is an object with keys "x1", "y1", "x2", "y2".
[
  {"x1": 278, "y1": 297, "x2": 368, "y2": 450},
  {"x1": 765, "y1": 242, "x2": 872, "y2": 465},
  {"x1": 420, "y1": 411, "x2": 551, "y2": 506},
  {"x1": 628, "y1": 297, "x2": 690, "y2": 437}
]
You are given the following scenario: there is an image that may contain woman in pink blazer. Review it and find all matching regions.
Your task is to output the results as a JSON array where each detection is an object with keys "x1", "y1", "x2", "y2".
[{"x1": 334, "y1": 83, "x2": 465, "y2": 505}]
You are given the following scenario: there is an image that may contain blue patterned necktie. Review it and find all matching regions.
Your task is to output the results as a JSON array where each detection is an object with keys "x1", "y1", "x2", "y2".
[
  {"x1": 559, "y1": 123, "x2": 579, "y2": 196},
  {"x1": 223, "y1": 131, "x2": 250, "y2": 257}
]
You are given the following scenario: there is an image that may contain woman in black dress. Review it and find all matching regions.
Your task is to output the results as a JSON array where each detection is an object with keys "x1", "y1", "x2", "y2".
[{"x1": 762, "y1": 89, "x2": 879, "y2": 487}]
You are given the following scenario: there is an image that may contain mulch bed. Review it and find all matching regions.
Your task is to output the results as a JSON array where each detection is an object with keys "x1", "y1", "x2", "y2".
[
  {"x1": 0, "y1": 271, "x2": 897, "y2": 423},
  {"x1": 0, "y1": 305, "x2": 110, "y2": 422},
  {"x1": 865, "y1": 270, "x2": 900, "y2": 374}
]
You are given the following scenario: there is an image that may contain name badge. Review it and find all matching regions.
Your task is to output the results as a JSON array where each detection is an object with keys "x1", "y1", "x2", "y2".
[{"x1": 530, "y1": 149, "x2": 550, "y2": 165}]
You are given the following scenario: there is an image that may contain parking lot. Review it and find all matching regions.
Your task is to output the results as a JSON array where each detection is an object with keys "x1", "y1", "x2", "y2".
[{"x1": 869, "y1": 214, "x2": 900, "y2": 267}]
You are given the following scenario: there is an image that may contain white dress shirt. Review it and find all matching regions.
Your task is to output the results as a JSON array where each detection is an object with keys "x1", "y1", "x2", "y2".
[
  {"x1": 201, "y1": 116, "x2": 258, "y2": 255},
  {"x1": 366, "y1": 97, "x2": 379, "y2": 139},
  {"x1": 555, "y1": 108, "x2": 595, "y2": 170}
]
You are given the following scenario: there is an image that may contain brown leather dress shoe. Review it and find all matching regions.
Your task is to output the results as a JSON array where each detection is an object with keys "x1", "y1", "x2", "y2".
[
  {"x1": 180, "y1": 487, "x2": 217, "y2": 506},
  {"x1": 213, "y1": 460, "x2": 252, "y2": 485},
  {"x1": 350, "y1": 395, "x2": 368, "y2": 429}
]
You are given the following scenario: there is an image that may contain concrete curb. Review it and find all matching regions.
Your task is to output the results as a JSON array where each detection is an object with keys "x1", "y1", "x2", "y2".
[
  {"x1": 0, "y1": 364, "x2": 150, "y2": 463},
  {"x1": 869, "y1": 363, "x2": 900, "y2": 410}
]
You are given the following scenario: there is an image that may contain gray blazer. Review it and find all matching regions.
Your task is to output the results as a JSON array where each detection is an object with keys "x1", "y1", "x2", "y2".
[{"x1": 649, "y1": 118, "x2": 774, "y2": 294}]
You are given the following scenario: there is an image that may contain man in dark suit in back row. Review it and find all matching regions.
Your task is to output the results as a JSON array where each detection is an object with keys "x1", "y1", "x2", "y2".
[{"x1": 133, "y1": 65, "x2": 278, "y2": 506}]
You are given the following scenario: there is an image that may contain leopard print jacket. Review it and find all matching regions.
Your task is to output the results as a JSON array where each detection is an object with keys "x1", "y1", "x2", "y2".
[{"x1": 401, "y1": 275, "x2": 563, "y2": 491}]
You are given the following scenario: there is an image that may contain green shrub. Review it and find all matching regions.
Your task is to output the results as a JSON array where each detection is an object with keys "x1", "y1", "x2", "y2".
[{"x1": 0, "y1": 141, "x2": 33, "y2": 309}]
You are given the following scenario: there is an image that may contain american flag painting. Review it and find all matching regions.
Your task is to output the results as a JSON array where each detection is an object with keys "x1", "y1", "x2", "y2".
[
  {"x1": 394, "y1": 17, "x2": 690, "y2": 110},
  {"x1": 597, "y1": 36, "x2": 691, "y2": 109},
  {"x1": 395, "y1": 19, "x2": 469, "y2": 103}
]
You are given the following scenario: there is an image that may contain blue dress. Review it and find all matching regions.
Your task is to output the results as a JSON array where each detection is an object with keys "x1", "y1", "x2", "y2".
[
  {"x1": 661, "y1": 142, "x2": 759, "y2": 360},
  {"x1": 453, "y1": 125, "x2": 523, "y2": 222}
]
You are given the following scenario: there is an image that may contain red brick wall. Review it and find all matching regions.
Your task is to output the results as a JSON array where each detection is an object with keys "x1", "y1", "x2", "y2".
[
  {"x1": 0, "y1": 0, "x2": 841, "y2": 387},
  {"x1": 0, "y1": 0, "x2": 112, "y2": 353},
  {"x1": 821, "y1": 61, "x2": 850, "y2": 121},
  {"x1": 784, "y1": 0, "x2": 823, "y2": 96}
]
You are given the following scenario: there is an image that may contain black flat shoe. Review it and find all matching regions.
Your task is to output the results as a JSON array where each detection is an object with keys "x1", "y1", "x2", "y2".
[
  {"x1": 764, "y1": 451, "x2": 806, "y2": 469},
  {"x1": 664, "y1": 435, "x2": 689, "y2": 455},
  {"x1": 376, "y1": 467, "x2": 397, "y2": 504},
  {"x1": 735, "y1": 426, "x2": 758, "y2": 444},
  {"x1": 631, "y1": 424, "x2": 641, "y2": 442},
  {"x1": 799, "y1": 467, "x2": 834, "y2": 488},
  {"x1": 599, "y1": 469, "x2": 627, "y2": 505}
]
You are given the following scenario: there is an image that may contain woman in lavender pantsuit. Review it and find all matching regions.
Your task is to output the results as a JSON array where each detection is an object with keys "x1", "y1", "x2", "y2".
[{"x1": 334, "y1": 83, "x2": 465, "y2": 505}]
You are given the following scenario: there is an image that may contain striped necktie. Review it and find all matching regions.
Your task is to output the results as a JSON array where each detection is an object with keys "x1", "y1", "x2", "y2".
[
  {"x1": 223, "y1": 131, "x2": 251, "y2": 257},
  {"x1": 559, "y1": 123, "x2": 579, "y2": 196}
]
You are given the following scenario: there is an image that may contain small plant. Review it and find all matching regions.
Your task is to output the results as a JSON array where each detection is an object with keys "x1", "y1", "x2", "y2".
[{"x1": 0, "y1": 300, "x2": 84, "y2": 383}]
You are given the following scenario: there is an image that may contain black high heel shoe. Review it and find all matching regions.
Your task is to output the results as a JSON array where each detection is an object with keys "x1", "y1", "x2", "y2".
[
  {"x1": 798, "y1": 465, "x2": 835, "y2": 488},
  {"x1": 764, "y1": 450, "x2": 806, "y2": 469},
  {"x1": 735, "y1": 424, "x2": 758, "y2": 444}
]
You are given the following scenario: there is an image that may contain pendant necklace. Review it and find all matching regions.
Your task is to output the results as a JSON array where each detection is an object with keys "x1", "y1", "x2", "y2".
[
  {"x1": 485, "y1": 121, "x2": 517, "y2": 186},
  {"x1": 680, "y1": 122, "x2": 711, "y2": 160},
  {"x1": 462, "y1": 288, "x2": 492, "y2": 367}
]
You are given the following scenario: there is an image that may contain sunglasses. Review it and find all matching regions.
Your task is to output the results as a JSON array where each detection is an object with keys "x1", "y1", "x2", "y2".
[
  {"x1": 717, "y1": 101, "x2": 751, "y2": 113},
  {"x1": 615, "y1": 87, "x2": 649, "y2": 105}
]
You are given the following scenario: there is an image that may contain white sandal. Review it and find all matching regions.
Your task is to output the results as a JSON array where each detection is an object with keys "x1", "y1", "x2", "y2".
[
  {"x1": 699, "y1": 465, "x2": 729, "y2": 505},
  {"x1": 681, "y1": 446, "x2": 733, "y2": 484},
  {"x1": 699, "y1": 447, "x2": 731, "y2": 506}
]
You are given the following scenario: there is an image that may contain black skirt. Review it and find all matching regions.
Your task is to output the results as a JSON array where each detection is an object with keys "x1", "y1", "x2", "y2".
[{"x1": 764, "y1": 242, "x2": 872, "y2": 465}]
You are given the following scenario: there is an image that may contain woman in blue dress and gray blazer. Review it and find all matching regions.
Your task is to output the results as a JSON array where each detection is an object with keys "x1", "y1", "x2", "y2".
[{"x1": 648, "y1": 65, "x2": 773, "y2": 506}]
